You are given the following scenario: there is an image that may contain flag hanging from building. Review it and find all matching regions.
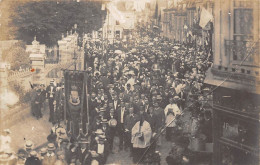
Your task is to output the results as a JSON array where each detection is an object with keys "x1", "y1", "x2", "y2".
[
  {"x1": 199, "y1": 7, "x2": 213, "y2": 29},
  {"x1": 107, "y1": 3, "x2": 126, "y2": 24},
  {"x1": 154, "y1": 0, "x2": 158, "y2": 19}
]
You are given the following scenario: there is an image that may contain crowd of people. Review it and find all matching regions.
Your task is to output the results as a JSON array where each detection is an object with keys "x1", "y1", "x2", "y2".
[{"x1": 0, "y1": 27, "x2": 214, "y2": 165}]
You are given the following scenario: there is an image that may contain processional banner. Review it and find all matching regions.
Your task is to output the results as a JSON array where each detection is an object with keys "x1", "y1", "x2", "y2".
[{"x1": 64, "y1": 70, "x2": 89, "y2": 139}]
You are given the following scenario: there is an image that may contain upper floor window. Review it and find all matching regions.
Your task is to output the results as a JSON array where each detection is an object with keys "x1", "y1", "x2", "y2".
[
  {"x1": 230, "y1": 1, "x2": 258, "y2": 65},
  {"x1": 234, "y1": 8, "x2": 253, "y2": 41}
]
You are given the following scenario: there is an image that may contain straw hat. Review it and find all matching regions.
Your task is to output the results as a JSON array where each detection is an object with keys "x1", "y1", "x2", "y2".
[
  {"x1": 24, "y1": 140, "x2": 34, "y2": 149},
  {"x1": 47, "y1": 143, "x2": 56, "y2": 151},
  {"x1": 95, "y1": 129, "x2": 104, "y2": 135}
]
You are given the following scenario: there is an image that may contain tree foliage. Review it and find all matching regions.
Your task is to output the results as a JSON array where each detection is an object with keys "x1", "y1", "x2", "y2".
[
  {"x1": 2, "y1": 41, "x2": 30, "y2": 70},
  {"x1": 10, "y1": 1, "x2": 106, "y2": 47}
]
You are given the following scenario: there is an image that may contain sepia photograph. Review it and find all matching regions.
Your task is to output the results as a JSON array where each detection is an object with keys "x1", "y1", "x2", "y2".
[{"x1": 0, "y1": 0, "x2": 259, "y2": 164}]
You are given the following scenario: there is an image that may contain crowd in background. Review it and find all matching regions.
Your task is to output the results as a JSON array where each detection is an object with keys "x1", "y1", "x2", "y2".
[{"x1": 0, "y1": 27, "x2": 214, "y2": 165}]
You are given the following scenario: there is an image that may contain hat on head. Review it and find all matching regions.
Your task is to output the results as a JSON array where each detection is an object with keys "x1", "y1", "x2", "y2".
[
  {"x1": 47, "y1": 143, "x2": 56, "y2": 151},
  {"x1": 30, "y1": 150, "x2": 37, "y2": 157},
  {"x1": 24, "y1": 140, "x2": 34, "y2": 149},
  {"x1": 174, "y1": 96, "x2": 180, "y2": 100},
  {"x1": 79, "y1": 137, "x2": 89, "y2": 144},
  {"x1": 203, "y1": 88, "x2": 210, "y2": 91},
  {"x1": 40, "y1": 148, "x2": 47, "y2": 154},
  {"x1": 90, "y1": 151, "x2": 99, "y2": 158},
  {"x1": 95, "y1": 129, "x2": 104, "y2": 135},
  {"x1": 99, "y1": 107, "x2": 106, "y2": 112},
  {"x1": 101, "y1": 119, "x2": 108, "y2": 124}
]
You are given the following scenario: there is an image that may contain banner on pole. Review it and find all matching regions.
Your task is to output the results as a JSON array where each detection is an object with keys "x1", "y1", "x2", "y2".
[{"x1": 64, "y1": 70, "x2": 89, "y2": 139}]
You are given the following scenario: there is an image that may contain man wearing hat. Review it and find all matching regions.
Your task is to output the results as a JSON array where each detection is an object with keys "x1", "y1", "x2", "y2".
[
  {"x1": 39, "y1": 148, "x2": 47, "y2": 162},
  {"x1": 25, "y1": 150, "x2": 41, "y2": 165},
  {"x1": 101, "y1": 119, "x2": 110, "y2": 139},
  {"x1": 76, "y1": 137, "x2": 91, "y2": 165},
  {"x1": 24, "y1": 140, "x2": 34, "y2": 158},
  {"x1": 90, "y1": 116, "x2": 102, "y2": 138},
  {"x1": 42, "y1": 143, "x2": 56, "y2": 165},
  {"x1": 91, "y1": 134, "x2": 108, "y2": 165}
]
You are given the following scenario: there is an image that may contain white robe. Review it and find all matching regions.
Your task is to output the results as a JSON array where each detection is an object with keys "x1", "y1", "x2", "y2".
[{"x1": 131, "y1": 121, "x2": 152, "y2": 148}]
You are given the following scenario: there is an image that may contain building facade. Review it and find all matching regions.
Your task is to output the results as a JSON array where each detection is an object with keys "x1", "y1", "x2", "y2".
[{"x1": 204, "y1": 0, "x2": 260, "y2": 164}]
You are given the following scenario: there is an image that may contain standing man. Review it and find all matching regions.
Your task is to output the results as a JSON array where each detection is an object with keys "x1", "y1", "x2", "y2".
[
  {"x1": 46, "y1": 80, "x2": 56, "y2": 124},
  {"x1": 124, "y1": 106, "x2": 138, "y2": 154},
  {"x1": 107, "y1": 108, "x2": 117, "y2": 152},
  {"x1": 76, "y1": 137, "x2": 91, "y2": 165},
  {"x1": 32, "y1": 89, "x2": 43, "y2": 119},
  {"x1": 116, "y1": 101, "x2": 128, "y2": 150},
  {"x1": 39, "y1": 84, "x2": 47, "y2": 112},
  {"x1": 42, "y1": 143, "x2": 56, "y2": 165},
  {"x1": 112, "y1": 94, "x2": 120, "y2": 112}
]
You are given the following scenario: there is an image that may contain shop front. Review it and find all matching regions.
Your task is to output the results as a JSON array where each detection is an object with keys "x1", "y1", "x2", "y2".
[{"x1": 212, "y1": 87, "x2": 259, "y2": 165}]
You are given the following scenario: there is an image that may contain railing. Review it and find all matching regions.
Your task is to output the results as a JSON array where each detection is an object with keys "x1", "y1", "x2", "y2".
[
  {"x1": 7, "y1": 70, "x2": 33, "y2": 82},
  {"x1": 224, "y1": 40, "x2": 259, "y2": 66}
]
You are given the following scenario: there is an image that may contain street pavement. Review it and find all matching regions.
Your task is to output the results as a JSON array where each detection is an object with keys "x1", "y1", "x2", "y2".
[
  {"x1": 9, "y1": 104, "x2": 52, "y2": 152},
  {"x1": 106, "y1": 136, "x2": 172, "y2": 165}
]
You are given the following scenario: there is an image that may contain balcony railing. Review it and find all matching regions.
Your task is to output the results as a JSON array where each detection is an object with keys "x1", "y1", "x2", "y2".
[{"x1": 225, "y1": 40, "x2": 259, "y2": 66}]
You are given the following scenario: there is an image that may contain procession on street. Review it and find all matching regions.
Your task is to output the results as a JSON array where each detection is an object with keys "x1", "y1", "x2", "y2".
[
  {"x1": 0, "y1": 23, "x2": 214, "y2": 165},
  {"x1": 1, "y1": 0, "x2": 259, "y2": 165}
]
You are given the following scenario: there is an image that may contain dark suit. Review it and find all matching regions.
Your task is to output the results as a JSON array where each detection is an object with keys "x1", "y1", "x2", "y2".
[
  {"x1": 112, "y1": 99, "x2": 120, "y2": 111},
  {"x1": 125, "y1": 113, "x2": 139, "y2": 150},
  {"x1": 144, "y1": 104, "x2": 150, "y2": 114},
  {"x1": 25, "y1": 156, "x2": 41, "y2": 165},
  {"x1": 178, "y1": 91, "x2": 187, "y2": 110},
  {"x1": 76, "y1": 147, "x2": 91, "y2": 165},
  {"x1": 107, "y1": 113, "x2": 117, "y2": 150},
  {"x1": 46, "y1": 85, "x2": 56, "y2": 123},
  {"x1": 116, "y1": 107, "x2": 128, "y2": 149},
  {"x1": 144, "y1": 113, "x2": 159, "y2": 133},
  {"x1": 123, "y1": 90, "x2": 133, "y2": 102}
]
